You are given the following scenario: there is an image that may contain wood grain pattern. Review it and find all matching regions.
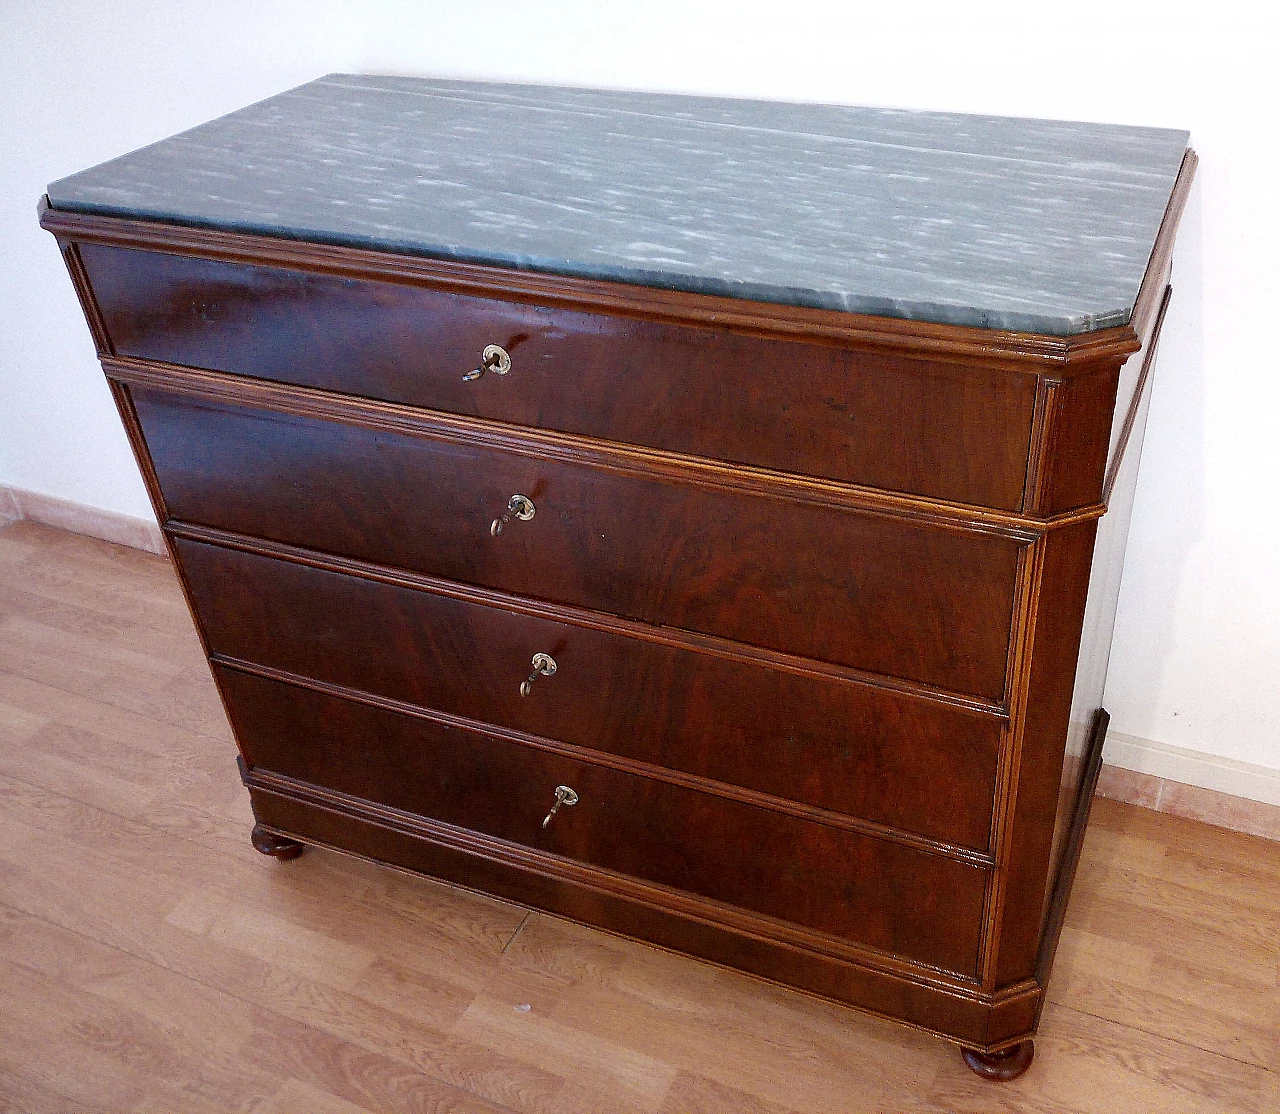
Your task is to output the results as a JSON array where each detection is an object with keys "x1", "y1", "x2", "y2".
[
  {"x1": 175, "y1": 536, "x2": 1007, "y2": 855},
  {"x1": 40, "y1": 200, "x2": 1144, "y2": 372},
  {"x1": 78, "y1": 242, "x2": 1040, "y2": 511},
  {"x1": 104, "y1": 353, "x2": 1105, "y2": 541},
  {"x1": 3, "y1": 521, "x2": 1276, "y2": 1113},
  {"x1": 990, "y1": 519, "x2": 1101, "y2": 989},
  {"x1": 134, "y1": 386, "x2": 1024, "y2": 700},
  {"x1": 226, "y1": 668, "x2": 990, "y2": 975}
]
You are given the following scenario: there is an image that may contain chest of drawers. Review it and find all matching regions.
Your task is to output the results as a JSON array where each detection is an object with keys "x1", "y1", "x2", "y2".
[{"x1": 42, "y1": 76, "x2": 1193, "y2": 1079}]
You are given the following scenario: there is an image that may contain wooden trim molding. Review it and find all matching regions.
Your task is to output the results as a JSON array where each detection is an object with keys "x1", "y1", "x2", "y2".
[
  {"x1": 40, "y1": 198, "x2": 1141, "y2": 374},
  {"x1": 1103, "y1": 284, "x2": 1174, "y2": 505},
  {"x1": 1129, "y1": 150, "x2": 1198, "y2": 343},
  {"x1": 105, "y1": 355, "x2": 1105, "y2": 540}
]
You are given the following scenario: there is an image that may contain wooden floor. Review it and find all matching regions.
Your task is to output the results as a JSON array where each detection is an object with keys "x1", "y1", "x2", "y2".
[{"x1": 1, "y1": 520, "x2": 1277, "y2": 1113}]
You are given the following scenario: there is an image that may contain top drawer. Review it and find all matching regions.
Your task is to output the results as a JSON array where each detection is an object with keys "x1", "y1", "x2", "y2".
[{"x1": 79, "y1": 243, "x2": 1038, "y2": 510}]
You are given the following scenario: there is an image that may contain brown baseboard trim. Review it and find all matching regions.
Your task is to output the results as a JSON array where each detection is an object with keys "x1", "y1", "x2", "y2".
[{"x1": 0, "y1": 485, "x2": 164, "y2": 554}]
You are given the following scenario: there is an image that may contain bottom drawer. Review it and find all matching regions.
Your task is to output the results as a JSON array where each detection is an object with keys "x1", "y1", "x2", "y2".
[{"x1": 220, "y1": 666, "x2": 990, "y2": 976}]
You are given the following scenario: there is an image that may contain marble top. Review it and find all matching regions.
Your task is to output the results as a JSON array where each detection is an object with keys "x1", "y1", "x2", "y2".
[{"x1": 47, "y1": 74, "x2": 1189, "y2": 335}]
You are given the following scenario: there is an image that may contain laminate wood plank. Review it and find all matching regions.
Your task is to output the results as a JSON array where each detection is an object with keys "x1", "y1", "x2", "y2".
[
  {"x1": 0, "y1": 803, "x2": 576, "y2": 1112},
  {"x1": 0, "y1": 521, "x2": 190, "y2": 629},
  {"x1": 0, "y1": 949, "x2": 277, "y2": 1114},
  {"x1": 1066, "y1": 873, "x2": 1278, "y2": 986},
  {"x1": 0, "y1": 612, "x2": 182, "y2": 696},
  {"x1": 0, "y1": 521, "x2": 52, "y2": 568},
  {"x1": 0, "y1": 764, "x2": 627, "y2": 1112},
  {"x1": 452, "y1": 993, "x2": 679, "y2": 1114},
  {"x1": 254, "y1": 1079, "x2": 382, "y2": 1114},
  {"x1": 2, "y1": 521, "x2": 1277, "y2": 1112},
  {"x1": 1070, "y1": 869, "x2": 1277, "y2": 955},
  {"x1": 2, "y1": 715, "x2": 207, "y2": 823},
  {"x1": 0, "y1": 578, "x2": 203, "y2": 669},
  {"x1": 0, "y1": 667, "x2": 250, "y2": 856},
  {"x1": 1049, "y1": 930, "x2": 1279, "y2": 1070},
  {"x1": 1041, "y1": 798, "x2": 1280, "y2": 1072},
  {"x1": 0, "y1": 961, "x2": 153, "y2": 1113},
  {"x1": 0, "y1": 668, "x2": 230, "y2": 757},
  {"x1": 0, "y1": 580, "x2": 137, "y2": 646},
  {"x1": 480, "y1": 912, "x2": 951, "y2": 1114},
  {"x1": 1093, "y1": 792, "x2": 1280, "y2": 883},
  {"x1": 0, "y1": 774, "x2": 524, "y2": 996},
  {"x1": 654, "y1": 1073, "x2": 806, "y2": 1114},
  {"x1": 0, "y1": 607, "x2": 224, "y2": 741},
  {"x1": 232, "y1": 1012, "x2": 524, "y2": 1114},
  {"x1": 923, "y1": 1003, "x2": 1278, "y2": 1114},
  {"x1": 0, "y1": 684, "x2": 47, "y2": 747},
  {"x1": 0, "y1": 1058, "x2": 115, "y2": 1114}
]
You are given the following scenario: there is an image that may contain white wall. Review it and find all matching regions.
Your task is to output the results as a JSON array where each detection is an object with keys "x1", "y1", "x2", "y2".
[{"x1": 2, "y1": 2, "x2": 1277, "y2": 777}]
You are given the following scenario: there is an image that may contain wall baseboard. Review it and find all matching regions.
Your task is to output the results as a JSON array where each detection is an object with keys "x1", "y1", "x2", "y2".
[
  {"x1": 1098, "y1": 731, "x2": 1280, "y2": 842},
  {"x1": 0, "y1": 485, "x2": 165, "y2": 555},
  {"x1": 0, "y1": 486, "x2": 20, "y2": 525}
]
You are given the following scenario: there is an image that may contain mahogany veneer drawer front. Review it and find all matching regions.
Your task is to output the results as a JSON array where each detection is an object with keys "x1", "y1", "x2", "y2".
[
  {"x1": 217, "y1": 667, "x2": 990, "y2": 975},
  {"x1": 176, "y1": 537, "x2": 1003, "y2": 852},
  {"x1": 43, "y1": 76, "x2": 1194, "y2": 1076},
  {"x1": 137, "y1": 384, "x2": 1023, "y2": 700},
  {"x1": 79, "y1": 243, "x2": 1039, "y2": 510}
]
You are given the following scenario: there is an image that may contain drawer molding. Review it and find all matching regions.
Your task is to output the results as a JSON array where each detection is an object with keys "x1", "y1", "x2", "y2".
[
  {"x1": 241, "y1": 760, "x2": 992, "y2": 991},
  {"x1": 218, "y1": 655, "x2": 997, "y2": 867},
  {"x1": 172, "y1": 519, "x2": 1012, "y2": 719},
  {"x1": 106, "y1": 355, "x2": 1107, "y2": 541},
  {"x1": 44, "y1": 202, "x2": 1143, "y2": 375}
]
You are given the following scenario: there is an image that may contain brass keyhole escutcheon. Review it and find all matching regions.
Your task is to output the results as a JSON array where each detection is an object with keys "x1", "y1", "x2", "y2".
[
  {"x1": 520, "y1": 652, "x2": 557, "y2": 697},
  {"x1": 462, "y1": 343, "x2": 512, "y2": 381},
  {"x1": 542, "y1": 784, "x2": 578, "y2": 828},
  {"x1": 491, "y1": 494, "x2": 536, "y2": 536}
]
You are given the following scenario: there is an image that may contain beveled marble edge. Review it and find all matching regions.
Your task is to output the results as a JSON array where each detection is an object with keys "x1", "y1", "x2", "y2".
[
  {"x1": 42, "y1": 200, "x2": 1135, "y2": 336},
  {"x1": 41, "y1": 201, "x2": 1152, "y2": 373},
  {"x1": 47, "y1": 74, "x2": 1191, "y2": 336}
]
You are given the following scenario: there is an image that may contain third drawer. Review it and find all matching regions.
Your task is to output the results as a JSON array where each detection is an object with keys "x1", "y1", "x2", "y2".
[{"x1": 176, "y1": 536, "x2": 1005, "y2": 853}]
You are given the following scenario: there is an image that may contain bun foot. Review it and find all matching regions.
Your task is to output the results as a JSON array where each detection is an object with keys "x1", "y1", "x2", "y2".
[
  {"x1": 962, "y1": 1041, "x2": 1034, "y2": 1081},
  {"x1": 251, "y1": 823, "x2": 304, "y2": 861}
]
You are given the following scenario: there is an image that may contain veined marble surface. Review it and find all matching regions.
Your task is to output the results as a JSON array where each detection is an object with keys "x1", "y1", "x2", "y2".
[{"x1": 47, "y1": 74, "x2": 1190, "y2": 335}]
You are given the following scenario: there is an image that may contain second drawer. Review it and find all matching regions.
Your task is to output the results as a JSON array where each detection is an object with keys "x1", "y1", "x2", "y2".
[
  {"x1": 177, "y1": 537, "x2": 1004, "y2": 852},
  {"x1": 137, "y1": 385, "x2": 1023, "y2": 701}
]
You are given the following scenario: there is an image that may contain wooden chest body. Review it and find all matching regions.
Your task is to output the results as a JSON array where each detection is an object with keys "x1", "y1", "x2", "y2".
[{"x1": 41, "y1": 132, "x2": 1192, "y2": 1066}]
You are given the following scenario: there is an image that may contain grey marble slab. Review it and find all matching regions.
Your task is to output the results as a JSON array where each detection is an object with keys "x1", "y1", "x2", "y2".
[{"x1": 47, "y1": 74, "x2": 1189, "y2": 335}]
